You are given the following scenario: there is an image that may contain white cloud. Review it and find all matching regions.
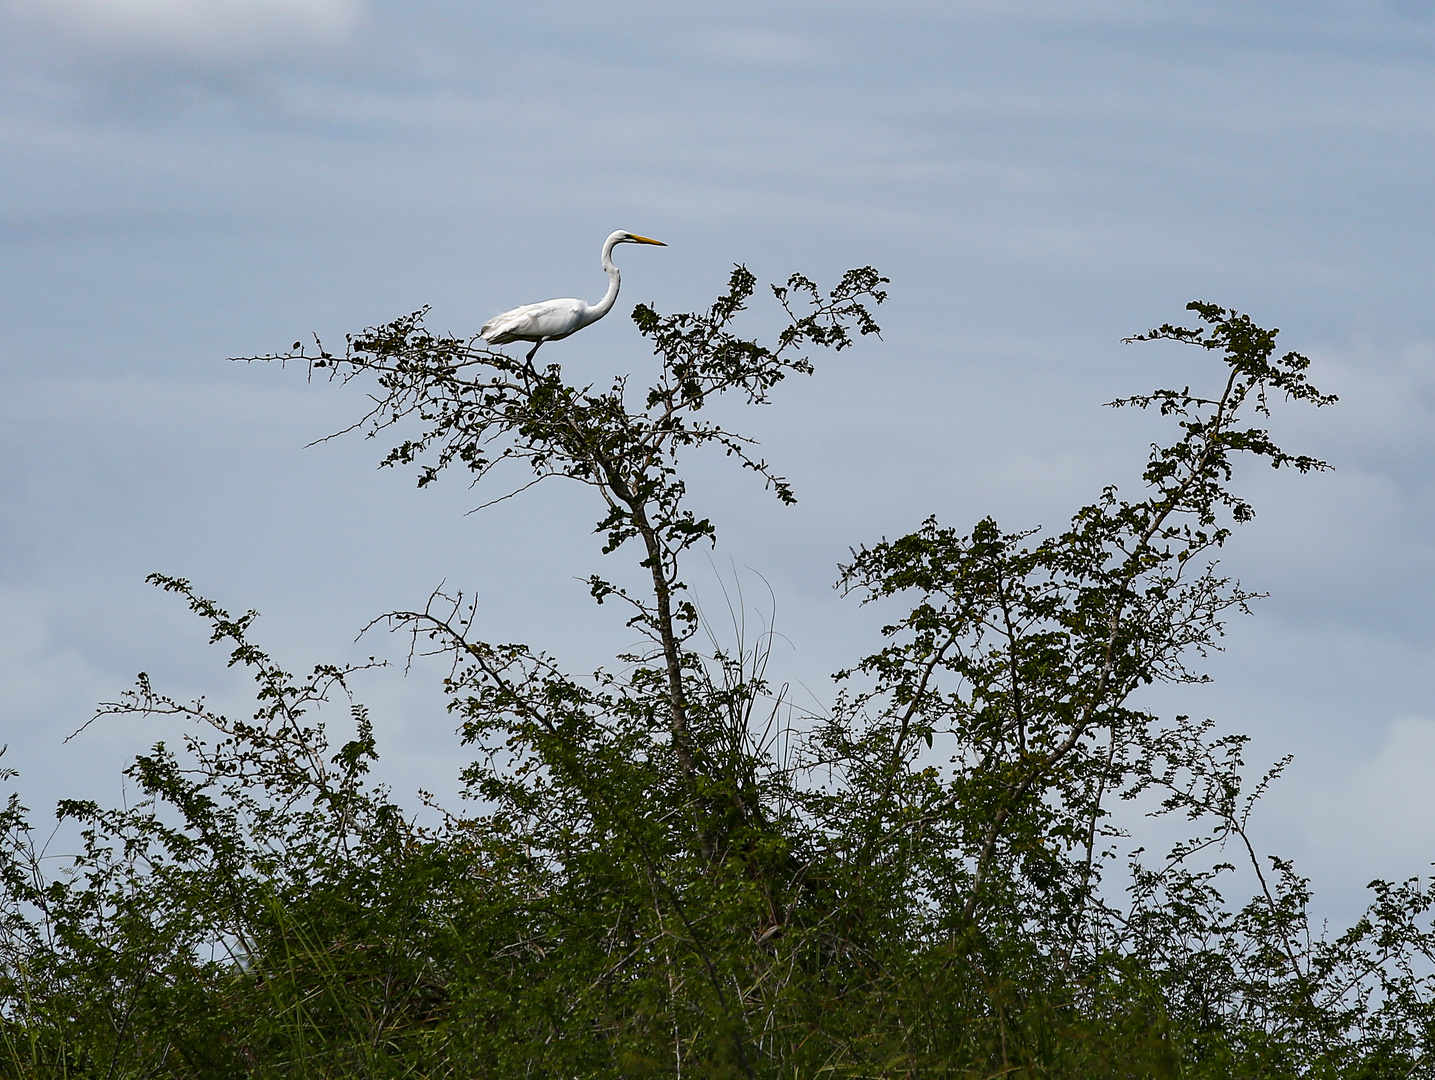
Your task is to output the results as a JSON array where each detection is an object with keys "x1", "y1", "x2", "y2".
[{"x1": 2, "y1": 0, "x2": 360, "y2": 57}]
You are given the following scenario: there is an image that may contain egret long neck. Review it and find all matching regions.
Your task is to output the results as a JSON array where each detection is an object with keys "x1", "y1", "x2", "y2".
[{"x1": 584, "y1": 237, "x2": 623, "y2": 324}]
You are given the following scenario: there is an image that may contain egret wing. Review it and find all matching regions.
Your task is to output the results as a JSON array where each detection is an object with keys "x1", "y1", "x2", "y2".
[{"x1": 481, "y1": 299, "x2": 586, "y2": 344}]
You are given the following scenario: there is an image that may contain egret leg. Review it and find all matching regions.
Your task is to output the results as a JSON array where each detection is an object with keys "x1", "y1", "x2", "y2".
[{"x1": 520, "y1": 339, "x2": 545, "y2": 380}]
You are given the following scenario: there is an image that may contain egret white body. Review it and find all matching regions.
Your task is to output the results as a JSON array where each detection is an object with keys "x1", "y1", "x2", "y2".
[{"x1": 480, "y1": 230, "x2": 666, "y2": 363}]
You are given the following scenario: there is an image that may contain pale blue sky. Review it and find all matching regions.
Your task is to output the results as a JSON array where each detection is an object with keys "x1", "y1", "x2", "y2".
[{"x1": 2, "y1": 0, "x2": 1434, "y2": 921}]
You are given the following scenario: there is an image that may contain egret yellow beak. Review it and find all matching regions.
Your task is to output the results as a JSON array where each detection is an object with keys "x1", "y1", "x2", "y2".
[{"x1": 629, "y1": 234, "x2": 667, "y2": 246}]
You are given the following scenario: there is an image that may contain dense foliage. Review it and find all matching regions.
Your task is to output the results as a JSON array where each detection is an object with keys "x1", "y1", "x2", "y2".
[{"x1": 2, "y1": 267, "x2": 1432, "y2": 1078}]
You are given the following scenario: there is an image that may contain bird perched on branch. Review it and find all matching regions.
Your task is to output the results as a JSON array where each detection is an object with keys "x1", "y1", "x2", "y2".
[{"x1": 480, "y1": 230, "x2": 667, "y2": 365}]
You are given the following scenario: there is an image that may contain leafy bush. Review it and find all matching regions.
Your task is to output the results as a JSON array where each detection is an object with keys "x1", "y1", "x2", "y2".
[{"x1": 2, "y1": 268, "x2": 1432, "y2": 1078}]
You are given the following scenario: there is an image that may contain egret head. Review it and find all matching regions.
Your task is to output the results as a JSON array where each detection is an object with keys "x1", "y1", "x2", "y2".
[{"x1": 610, "y1": 230, "x2": 667, "y2": 247}]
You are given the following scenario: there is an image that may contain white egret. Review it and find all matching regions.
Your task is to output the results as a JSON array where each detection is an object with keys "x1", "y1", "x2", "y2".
[{"x1": 480, "y1": 230, "x2": 666, "y2": 365}]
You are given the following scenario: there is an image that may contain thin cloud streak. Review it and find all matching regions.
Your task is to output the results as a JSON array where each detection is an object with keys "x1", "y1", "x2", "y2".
[{"x1": 2, "y1": 0, "x2": 361, "y2": 54}]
